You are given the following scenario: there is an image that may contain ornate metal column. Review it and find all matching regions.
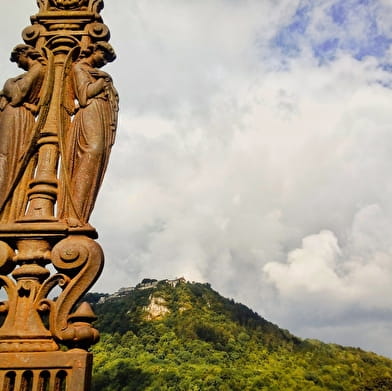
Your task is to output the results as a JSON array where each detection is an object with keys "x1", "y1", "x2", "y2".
[{"x1": 0, "y1": 0, "x2": 118, "y2": 390}]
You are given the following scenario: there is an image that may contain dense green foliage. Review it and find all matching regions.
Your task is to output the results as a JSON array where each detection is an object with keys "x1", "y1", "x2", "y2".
[{"x1": 88, "y1": 281, "x2": 392, "y2": 390}]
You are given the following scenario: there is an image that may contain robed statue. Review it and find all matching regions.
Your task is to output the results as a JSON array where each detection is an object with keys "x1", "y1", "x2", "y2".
[
  {"x1": 59, "y1": 41, "x2": 118, "y2": 227},
  {"x1": 0, "y1": 45, "x2": 46, "y2": 223}
]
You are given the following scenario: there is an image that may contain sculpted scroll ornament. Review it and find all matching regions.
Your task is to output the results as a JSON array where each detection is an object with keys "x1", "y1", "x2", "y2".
[{"x1": 0, "y1": 236, "x2": 103, "y2": 350}]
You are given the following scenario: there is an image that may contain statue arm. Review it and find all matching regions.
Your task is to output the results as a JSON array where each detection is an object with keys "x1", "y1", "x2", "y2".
[
  {"x1": 22, "y1": 102, "x2": 39, "y2": 115},
  {"x1": 0, "y1": 94, "x2": 7, "y2": 111},
  {"x1": 5, "y1": 65, "x2": 43, "y2": 108},
  {"x1": 73, "y1": 63, "x2": 105, "y2": 107},
  {"x1": 0, "y1": 78, "x2": 20, "y2": 109},
  {"x1": 86, "y1": 78, "x2": 105, "y2": 99},
  {"x1": 8, "y1": 73, "x2": 34, "y2": 106}
]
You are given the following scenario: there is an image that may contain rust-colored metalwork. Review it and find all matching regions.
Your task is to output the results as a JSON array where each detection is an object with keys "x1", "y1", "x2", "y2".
[{"x1": 0, "y1": 0, "x2": 117, "y2": 389}]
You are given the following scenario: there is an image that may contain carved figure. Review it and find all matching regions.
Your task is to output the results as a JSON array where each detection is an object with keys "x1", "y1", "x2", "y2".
[
  {"x1": 0, "y1": 45, "x2": 46, "y2": 222},
  {"x1": 59, "y1": 41, "x2": 118, "y2": 226}
]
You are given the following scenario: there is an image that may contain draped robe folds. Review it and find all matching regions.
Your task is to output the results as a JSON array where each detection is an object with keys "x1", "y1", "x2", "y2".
[
  {"x1": 59, "y1": 60, "x2": 118, "y2": 225},
  {"x1": 0, "y1": 63, "x2": 45, "y2": 222}
]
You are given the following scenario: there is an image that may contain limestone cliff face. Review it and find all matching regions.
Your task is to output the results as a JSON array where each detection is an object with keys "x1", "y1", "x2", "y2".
[{"x1": 143, "y1": 296, "x2": 170, "y2": 320}]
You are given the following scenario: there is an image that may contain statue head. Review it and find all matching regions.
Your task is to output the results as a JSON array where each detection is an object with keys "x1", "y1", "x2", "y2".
[
  {"x1": 80, "y1": 41, "x2": 116, "y2": 68},
  {"x1": 95, "y1": 41, "x2": 116, "y2": 63},
  {"x1": 10, "y1": 44, "x2": 44, "y2": 70}
]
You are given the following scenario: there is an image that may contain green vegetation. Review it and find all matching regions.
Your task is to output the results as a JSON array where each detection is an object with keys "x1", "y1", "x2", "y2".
[{"x1": 88, "y1": 281, "x2": 392, "y2": 390}]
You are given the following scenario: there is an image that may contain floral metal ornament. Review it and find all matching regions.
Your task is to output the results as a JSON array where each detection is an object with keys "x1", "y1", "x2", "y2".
[{"x1": 0, "y1": 0, "x2": 118, "y2": 389}]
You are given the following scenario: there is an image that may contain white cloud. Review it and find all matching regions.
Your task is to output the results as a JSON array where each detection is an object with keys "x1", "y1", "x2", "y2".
[
  {"x1": 2, "y1": 0, "x2": 392, "y2": 357},
  {"x1": 263, "y1": 204, "x2": 392, "y2": 351},
  {"x1": 264, "y1": 230, "x2": 343, "y2": 296}
]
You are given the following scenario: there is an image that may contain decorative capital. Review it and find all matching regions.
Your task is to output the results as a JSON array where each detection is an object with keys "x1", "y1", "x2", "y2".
[
  {"x1": 50, "y1": 0, "x2": 88, "y2": 8},
  {"x1": 37, "y1": 0, "x2": 104, "y2": 13}
]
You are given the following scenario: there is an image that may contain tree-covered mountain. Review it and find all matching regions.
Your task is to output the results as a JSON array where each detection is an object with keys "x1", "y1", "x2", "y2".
[{"x1": 88, "y1": 279, "x2": 392, "y2": 391}]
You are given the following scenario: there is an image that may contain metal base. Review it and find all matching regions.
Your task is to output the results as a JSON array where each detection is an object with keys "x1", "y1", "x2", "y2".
[{"x1": 0, "y1": 350, "x2": 92, "y2": 391}]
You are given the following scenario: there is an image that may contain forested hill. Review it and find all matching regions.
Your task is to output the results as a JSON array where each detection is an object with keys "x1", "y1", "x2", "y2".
[{"x1": 87, "y1": 279, "x2": 392, "y2": 391}]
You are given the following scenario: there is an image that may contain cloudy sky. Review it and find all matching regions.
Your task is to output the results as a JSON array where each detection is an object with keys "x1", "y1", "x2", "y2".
[{"x1": 3, "y1": 0, "x2": 392, "y2": 358}]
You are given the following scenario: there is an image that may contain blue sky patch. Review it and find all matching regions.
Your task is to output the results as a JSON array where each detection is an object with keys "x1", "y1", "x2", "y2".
[
  {"x1": 272, "y1": 5, "x2": 311, "y2": 58},
  {"x1": 330, "y1": 3, "x2": 347, "y2": 25},
  {"x1": 272, "y1": 0, "x2": 392, "y2": 65}
]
